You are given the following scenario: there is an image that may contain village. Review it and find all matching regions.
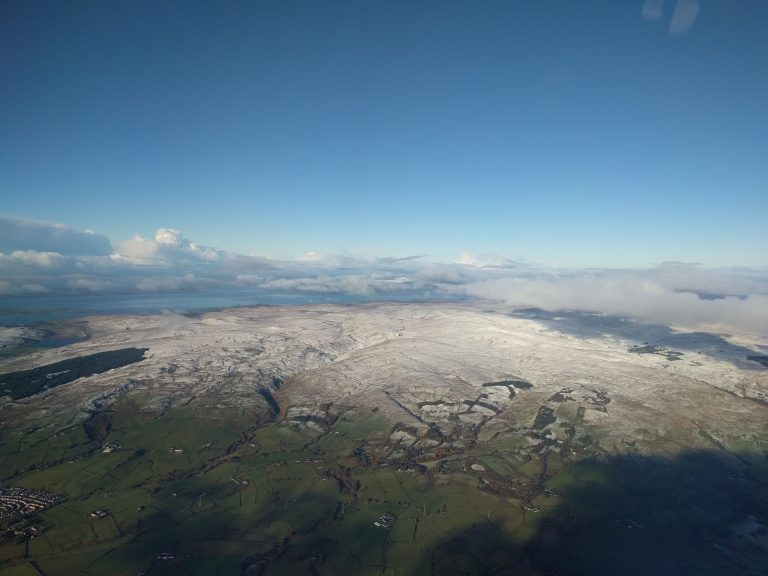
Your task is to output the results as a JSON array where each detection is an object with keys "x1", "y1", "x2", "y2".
[{"x1": 0, "y1": 487, "x2": 59, "y2": 521}]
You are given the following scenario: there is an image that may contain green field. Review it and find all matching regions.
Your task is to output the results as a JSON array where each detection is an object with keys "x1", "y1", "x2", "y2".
[{"x1": 1, "y1": 399, "x2": 766, "y2": 575}]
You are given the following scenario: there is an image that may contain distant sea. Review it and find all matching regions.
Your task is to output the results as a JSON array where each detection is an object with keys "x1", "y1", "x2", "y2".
[{"x1": 0, "y1": 288, "x2": 459, "y2": 326}]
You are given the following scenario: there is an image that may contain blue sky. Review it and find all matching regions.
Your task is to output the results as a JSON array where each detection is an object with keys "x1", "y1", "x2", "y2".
[{"x1": 1, "y1": 0, "x2": 767, "y2": 267}]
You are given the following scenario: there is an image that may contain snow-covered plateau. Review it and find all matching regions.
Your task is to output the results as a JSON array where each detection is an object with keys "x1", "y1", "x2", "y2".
[{"x1": 1, "y1": 302, "x2": 766, "y2": 456}]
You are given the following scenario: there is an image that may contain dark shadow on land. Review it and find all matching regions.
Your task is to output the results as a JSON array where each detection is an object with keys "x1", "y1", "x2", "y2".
[
  {"x1": 428, "y1": 449, "x2": 768, "y2": 576},
  {"x1": 125, "y1": 449, "x2": 768, "y2": 576},
  {"x1": 510, "y1": 308, "x2": 768, "y2": 371}
]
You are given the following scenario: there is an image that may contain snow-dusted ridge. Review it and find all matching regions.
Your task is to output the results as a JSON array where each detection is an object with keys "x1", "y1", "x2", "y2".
[{"x1": 1, "y1": 302, "x2": 766, "y2": 456}]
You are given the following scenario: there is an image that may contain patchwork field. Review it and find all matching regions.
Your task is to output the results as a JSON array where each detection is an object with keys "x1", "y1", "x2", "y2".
[{"x1": 1, "y1": 303, "x2": 766, "y2": 574}]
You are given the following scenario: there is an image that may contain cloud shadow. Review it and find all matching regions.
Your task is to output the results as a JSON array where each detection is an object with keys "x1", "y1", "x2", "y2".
[{"x1": 510, "y1": 308, "x2": 768, "y2": 371}]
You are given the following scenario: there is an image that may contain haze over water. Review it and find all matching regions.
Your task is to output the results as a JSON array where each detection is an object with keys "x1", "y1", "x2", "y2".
[{"x1": 0, "y1": 288, "x2": 458, "y2": 326}]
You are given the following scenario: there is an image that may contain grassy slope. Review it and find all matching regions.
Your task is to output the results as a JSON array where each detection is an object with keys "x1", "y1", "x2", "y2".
[{"x1": 1, "y1": 400, "x2": 766, "y2": 576}]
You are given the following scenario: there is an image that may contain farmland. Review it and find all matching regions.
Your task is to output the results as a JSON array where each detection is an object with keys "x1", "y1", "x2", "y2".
[
  {"x1": 1, "y1": 399, "x2": 766, "y2": 575},
  {"x1": 0, "y1": 302, "x2": 766, "y2": 574}
]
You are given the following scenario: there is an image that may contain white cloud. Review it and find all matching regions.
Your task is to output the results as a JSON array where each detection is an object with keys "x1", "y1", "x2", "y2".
[
  {"x1": 258, "y1": 273, "x2": 418, "y2": 296},
  {"x1": 155, "y1": 228, "x2": 182, "y2": 246},
  {"x1": 0, "y1": 220, "x2": 276, "y2": 295},
  {"x1": 296, "y1": 251, "x2": 325, "y2": 263},
  {"x1": 115, "y1": 235, "x2": 161, "y2": 264},
  {"x1": 0, "y1": 250, "x2": 65, "y2": 268},
  {"x1": 292, "y1": 251, "x2": 426, "y2": 269},
  {"x1": 456, "y1": 267, "x2": 768, "y2": 336},
  {"x1": 454, "y1": 252, "x2": 521, "y2": 269},
  {"x1": 1, "y1": 216, "x2": 766, "y2": 338},
  {"x1": 0, "y1": 215, "x2": 111, "y2": 255},
  {"x1": 116, "y1": 228, "x2": 224, "y2": 264}
]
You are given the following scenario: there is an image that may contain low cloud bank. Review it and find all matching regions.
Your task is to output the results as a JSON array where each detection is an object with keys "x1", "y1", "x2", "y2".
[
  {"x1": 458, "y1": 269, "x2": 768, "y2": 336},
  {"x1": 1, "y1": 217, "x2": 766, "y2": 336},
  {"x1": 0, "y1": 216, "x2": 111, "y2": 256}
]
